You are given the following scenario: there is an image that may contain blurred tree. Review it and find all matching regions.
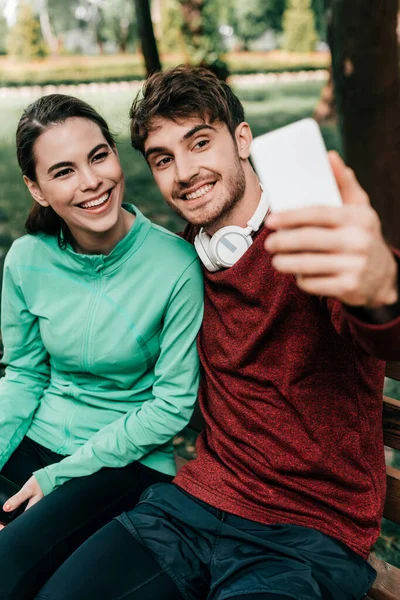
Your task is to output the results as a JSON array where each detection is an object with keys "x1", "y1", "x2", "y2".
[
  {"x1": 330, "y1": 0, "x2": 400, "y2": 246},
  {"x1": 0, "y1": 13, "x2": 8, "y2": 54},
  {"x1": 7, "y1": 1, "x2": 48, "y2": 60},
  {"x1": 160, "y1": 0, "x2": 185, "y2": 52},
  {"x1": 312, "y1": 0, "x2": 327, "y2": 40},
  {"x1": 97, "y1": 0, "x2": 137, "y2": 53},
  {"x1": 313, "y1": 1, "x2": 335, "y2": 123},
  {"x1": 232, "y1": 0, "x2": 269, "y2": 50},
  {"x1": 38, "y1": 0, "x2": 58, "y2": 55},
  {"x1": 283, "y1": 0, "x2": 317, "y2": 52},
  {"x1": 177, "y1": 0, "x2": 229, "y2": 79},
  {"x1": 134, "y1": 0, "x2": 161, "y2": 75}
]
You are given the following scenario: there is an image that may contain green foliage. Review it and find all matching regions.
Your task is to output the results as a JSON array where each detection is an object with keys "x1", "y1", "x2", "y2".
[
  {"x1": 0, "y1": 51, "x2": 331, "y2": 87},
  {"x1": 97, "y1": 0, "x2": 137, "y2": 52},
  {"x1": 160, "y1": 0, "x2": 185, "y2": 53},
  {"x1": 7, "y1": 2, "x2": 48, "y2": 60},
  {"x1": 0, "y1": 14, "x2": 8, "y2": 55},
  {"x1": 311, "y1": 0, "x2": 327, "y2": 41},
  {"x1": 233, "y1": 0, "x2": 269, "y2": 50},
  {"x1": 283, "y1": 0, "x2": 317, "y2": 52}
]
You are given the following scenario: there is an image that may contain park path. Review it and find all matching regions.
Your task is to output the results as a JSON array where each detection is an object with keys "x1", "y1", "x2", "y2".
[{"x1": 0, "y1": 70, "x2": 328, "y2": 98}]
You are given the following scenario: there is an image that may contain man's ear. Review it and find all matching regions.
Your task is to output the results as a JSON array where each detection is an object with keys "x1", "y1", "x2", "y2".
[
  {"x1": 23, "y1": 176, "x2": 49, "y2": 207},
  {"x1": 235, "y1": 122, "x2": 253, "y2": 160}
]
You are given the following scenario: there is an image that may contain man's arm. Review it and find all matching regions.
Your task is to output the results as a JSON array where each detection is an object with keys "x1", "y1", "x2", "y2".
[{"x1": 264, "y1": 152, "x2": 400, "y2": 358}]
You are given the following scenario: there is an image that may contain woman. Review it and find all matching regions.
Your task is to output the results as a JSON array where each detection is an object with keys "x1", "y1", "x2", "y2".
[{"x1": 0, "y1": 94, "x2": 203, "y2": 599}]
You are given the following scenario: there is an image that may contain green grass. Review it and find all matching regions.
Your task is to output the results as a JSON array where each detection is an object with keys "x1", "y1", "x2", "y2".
[{"x1": 1, "y1": 79, "x2": 398, "y2": 567}]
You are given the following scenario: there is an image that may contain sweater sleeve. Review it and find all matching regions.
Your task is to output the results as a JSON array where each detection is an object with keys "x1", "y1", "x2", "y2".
[
  {"x1": 34, "y1": 259, "x2": 204, "y2": 496},
  {"x1": 0, "y1": 249, "x2": 50, "y2": 470},
  {"x1": 323, "y1": 251, "x2": 400, "y2": 360}
]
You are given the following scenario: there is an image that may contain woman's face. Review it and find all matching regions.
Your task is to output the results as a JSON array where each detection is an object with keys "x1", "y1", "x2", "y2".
[{"x1": 25, "y1": 117, "x2": 125, "y2": 245}]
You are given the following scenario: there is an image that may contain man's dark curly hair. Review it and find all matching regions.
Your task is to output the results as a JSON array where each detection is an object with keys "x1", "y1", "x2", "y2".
[{"x1": 129, "y1": 65, "x2": 245, "y2": 155}]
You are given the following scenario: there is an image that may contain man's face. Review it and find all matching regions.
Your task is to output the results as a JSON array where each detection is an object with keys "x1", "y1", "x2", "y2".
[{"x1": 144, "y1": 117, "x2": 246, "y2": 229}]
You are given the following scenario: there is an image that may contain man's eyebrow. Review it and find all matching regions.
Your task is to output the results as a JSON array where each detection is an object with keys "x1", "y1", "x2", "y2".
[
  {"x1": 145, "y1": 146, "x2": 168, "y2": 161},
  {"x1": 47, "y1": 143, "x2": 109, "y2": 174},
  {"x1": 145, "y1": 124, "x2": 216, "y2": 161},
  {"x1": 182, "y1": 123, "x2": 216, "y2": 140}
]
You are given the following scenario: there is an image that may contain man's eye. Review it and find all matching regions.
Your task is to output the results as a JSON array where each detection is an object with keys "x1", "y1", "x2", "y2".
[
  {"x1": 155, "y1": 157, "x2": 172, "y2": 168},
  {"x1": 54, "y1": 168, "x2": 72, "y2": 178},
  {"x1": 195, "y1": 139, "x2": 209, "y2": 150},
  {"x1": 92, "y1": 152, "x2": 109, "y2": 162}
]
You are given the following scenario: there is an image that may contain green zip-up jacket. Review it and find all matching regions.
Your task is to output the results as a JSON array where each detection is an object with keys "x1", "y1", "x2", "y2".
[{"x1": 0, "y1": 204, "x2": 203, "y2": 496}]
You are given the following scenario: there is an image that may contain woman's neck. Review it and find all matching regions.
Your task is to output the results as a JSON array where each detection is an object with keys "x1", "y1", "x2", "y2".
[{"x1": 72, "y1": 208, "x2": 135, "y2": 256}]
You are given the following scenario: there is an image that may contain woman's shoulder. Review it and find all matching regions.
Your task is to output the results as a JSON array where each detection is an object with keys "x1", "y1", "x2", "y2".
[
  {"x1": 147, "y1": 222, "x2": 198, "y2": 262},
  {"x1": 6, "y1": 232, "x2": 57, "y2": 264}
]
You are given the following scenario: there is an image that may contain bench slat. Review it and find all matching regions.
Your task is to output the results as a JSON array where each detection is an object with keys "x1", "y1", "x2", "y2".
[
  {"x1": 383, "y1": 396, "x2": 400, "y2": 451},
  {"x1": 383, "y1": 465, "x2": 400, "y2": 524},
  {"x1": 385, "y1": 361, "x2": 400, "y2": 381},
  {"x1": 383, "y1": 396, "x2": 400, "y2": 450}
]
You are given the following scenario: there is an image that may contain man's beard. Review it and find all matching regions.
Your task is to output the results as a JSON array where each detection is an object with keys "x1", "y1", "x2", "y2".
[{"x1": 169, "y1": 157, "x2": 247, "y2": 230}]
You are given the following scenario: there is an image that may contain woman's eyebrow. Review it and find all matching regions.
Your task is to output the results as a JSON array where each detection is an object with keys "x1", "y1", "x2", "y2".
[{"x1": 47, "y1": 143, "x2": 109, "y2": 174}]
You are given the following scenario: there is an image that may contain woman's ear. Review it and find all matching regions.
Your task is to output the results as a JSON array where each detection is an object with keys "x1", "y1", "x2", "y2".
[
  {"x1": 235, "y1": 122, "x2": 253, "y2": 160},
  {"x1": 23, "y1": 176, "x2": 49, "y2": 207}
]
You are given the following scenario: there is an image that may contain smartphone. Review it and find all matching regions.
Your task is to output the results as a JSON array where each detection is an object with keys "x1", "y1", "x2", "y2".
[
  {"x1": 250, "y1": 118, "x2": 342, "y2": 213},
  {"x1": 0, "y1": 475, "x2": 27, "y2": 525}
]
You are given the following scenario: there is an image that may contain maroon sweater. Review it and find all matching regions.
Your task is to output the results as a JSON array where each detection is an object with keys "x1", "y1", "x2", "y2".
[{"x1": 175, "y1": 224, "x2": 400, "y2": 559}]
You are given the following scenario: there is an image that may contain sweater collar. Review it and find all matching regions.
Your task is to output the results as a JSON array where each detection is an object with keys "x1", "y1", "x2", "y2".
[{"x1": 62, "y1": 204, "x2": 151, "y2": 273}]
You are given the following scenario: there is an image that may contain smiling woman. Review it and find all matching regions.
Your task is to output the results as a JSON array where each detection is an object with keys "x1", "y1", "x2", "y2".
[{"x1": 0, "y1": 94, "x2": 204, "y2": 599}]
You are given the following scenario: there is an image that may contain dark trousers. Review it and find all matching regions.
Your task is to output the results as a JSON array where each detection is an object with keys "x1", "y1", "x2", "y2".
[
  {"x1": 35, "y1": 520, "x2": 292, "y2": 600},
  {"x1": 0, "y1": 437, "x2": 172, "y2": 600}
]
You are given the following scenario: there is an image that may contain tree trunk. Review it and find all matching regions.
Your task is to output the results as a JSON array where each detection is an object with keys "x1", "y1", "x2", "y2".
[
  {"x1": 38, "y1": 0, "x2": 58, "y2": 56},
  {"x1": 313, "y1": 65, "x2": 336, "y2": 123},
  {"x1": 330, "y1": 0, "x2": 400, "y2": 246},
  {"x1": 134, "y1": 0, "x2": 162, "y2": 75}
]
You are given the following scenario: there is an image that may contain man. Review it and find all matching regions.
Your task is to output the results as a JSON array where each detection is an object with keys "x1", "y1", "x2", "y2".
[{"x1": 36, "y1": 66, "x2": 400, "y2": 600}]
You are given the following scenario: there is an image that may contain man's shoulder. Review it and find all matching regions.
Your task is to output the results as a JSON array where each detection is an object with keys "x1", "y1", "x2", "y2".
[{"x1": 178, "y1": 223, "x2": 200, "y2": 244}]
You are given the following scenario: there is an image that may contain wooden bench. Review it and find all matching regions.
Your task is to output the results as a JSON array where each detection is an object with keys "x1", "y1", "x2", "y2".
[
  {"x1": 175, "y1": 362, "x2": 400, "y2": 599},
  {"x1": 366, "y1": 361, "x2": 400, "y2": 599}
]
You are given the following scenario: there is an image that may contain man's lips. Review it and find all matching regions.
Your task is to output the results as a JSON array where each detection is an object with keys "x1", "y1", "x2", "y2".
[{"x1": 177, "y1": 181, "x2": 216, "y2": 200}]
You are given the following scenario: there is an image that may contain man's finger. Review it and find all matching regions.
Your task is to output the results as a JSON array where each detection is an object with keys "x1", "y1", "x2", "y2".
[
  {"x1": 328, "y1": 151, "x2": 370, "y2": 207},
  {"x1": 0, "y1": 524, "x2": 5, "y2": 531}
]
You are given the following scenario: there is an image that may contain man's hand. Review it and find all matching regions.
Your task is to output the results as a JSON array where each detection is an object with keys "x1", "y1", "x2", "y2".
[
  {"x1": 2, "y1": 475, "x2": 43, "y2": 515},
  {"x1": 264, "y1": 151, "x2": 398, "y2": 308}
]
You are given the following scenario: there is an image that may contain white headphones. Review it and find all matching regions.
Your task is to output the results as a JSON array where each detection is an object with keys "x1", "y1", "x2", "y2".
[{"x1": 194, "y1": 188, "x2": 270, "y2": 272}]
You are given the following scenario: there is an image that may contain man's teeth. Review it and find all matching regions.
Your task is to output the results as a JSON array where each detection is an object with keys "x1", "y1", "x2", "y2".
[
  {"x1": 185, "y1": 183, "x2": 213, "y2": 200},
  {"x1": 80, "y1": 192, "x2": 110, "y2": 209}
]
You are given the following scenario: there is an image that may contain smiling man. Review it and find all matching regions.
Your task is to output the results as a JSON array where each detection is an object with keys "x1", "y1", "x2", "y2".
[{"x1": 36, "y1": 66, "x2": 400, "y2": 600}]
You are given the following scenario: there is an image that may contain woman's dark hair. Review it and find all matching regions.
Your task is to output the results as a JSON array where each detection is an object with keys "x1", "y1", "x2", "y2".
[
  {"x1": 129, "y1": 65, "x2": 245, "y2": 155},
  {"x1": 16, "y1": 94, "x2": 116, "y2": 247}
]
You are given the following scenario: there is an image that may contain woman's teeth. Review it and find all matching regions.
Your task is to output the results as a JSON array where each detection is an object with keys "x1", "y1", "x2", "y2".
[
  {"x1": 185, "y1": 183, "x2": 214, "y2": 200},
  {"x1": 80, "y1": 191, "x2": 110, "y2": 209}
]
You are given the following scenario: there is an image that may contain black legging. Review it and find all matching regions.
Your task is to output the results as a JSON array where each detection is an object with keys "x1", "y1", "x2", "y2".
[
  {"x1": 35, "y1": 519, "x2": 294, "y2": 600},
  {"x1": 0, "y1": 437, "x2": 172, "y2": 599}
]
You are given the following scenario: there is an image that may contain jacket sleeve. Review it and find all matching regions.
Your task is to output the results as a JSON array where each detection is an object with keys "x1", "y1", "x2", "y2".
[
  {"x1": 0, "y1": 248, "x2": 50, "y2": 470},
  {"x1": 34, "y1": 258, "x2": 204, "y2": 495}
]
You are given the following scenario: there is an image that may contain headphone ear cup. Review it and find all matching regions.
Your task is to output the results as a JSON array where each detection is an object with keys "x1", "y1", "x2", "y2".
[
  {"x1": 208, "y1": 226, "x2": 253, "y2": 269},
  {"x1": 194, "y1": 231, "x2": 221, "y2": 272}
]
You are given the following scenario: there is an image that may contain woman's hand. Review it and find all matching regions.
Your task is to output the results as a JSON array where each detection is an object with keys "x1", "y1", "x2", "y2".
[{"x1": 3, "y1": 475, "x2": 44, "y2": 515}]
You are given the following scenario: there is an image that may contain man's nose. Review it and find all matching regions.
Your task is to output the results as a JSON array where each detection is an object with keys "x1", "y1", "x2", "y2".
[{"x1": 174, "y1": 156, "x2": 199, "y2": 184}]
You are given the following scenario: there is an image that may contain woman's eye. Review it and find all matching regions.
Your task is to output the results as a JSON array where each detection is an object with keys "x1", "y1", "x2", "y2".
[
  {"x1": 92, "y1": 152, "x2": 109, "y2": 162},
  {"x1": 54, "y1": 168, "x2": 72, "y2": 178}
]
